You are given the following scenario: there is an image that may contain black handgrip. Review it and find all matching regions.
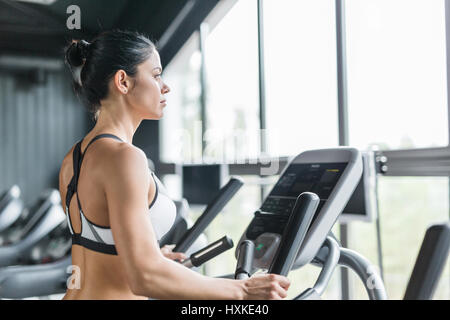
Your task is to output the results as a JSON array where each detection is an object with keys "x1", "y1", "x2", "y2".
[
  {"x1": 174, "y1": 177, "x2": 243, "y2": 253},
  {"x1": 404, "y1": 223, "x2": 450, "y2": 300},
  {"x1": 235, "y1": 240, "x2": 255, "y2": 279},
  {"x1": 268, "y1": 192, "x2": 320, "y2": 276},
  {"x1": 188, "y1": 236, "x2": 234, "y2": 267}
]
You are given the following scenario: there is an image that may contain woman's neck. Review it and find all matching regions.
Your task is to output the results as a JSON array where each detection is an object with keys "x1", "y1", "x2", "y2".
[{"x1": 92, "y1": 102, "x2": 142, "y2": 144}]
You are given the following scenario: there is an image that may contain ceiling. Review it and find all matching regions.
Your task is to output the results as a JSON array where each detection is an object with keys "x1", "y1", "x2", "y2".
[{"x1": 0, "y1": 0, "x2": 216, "y2": 64}]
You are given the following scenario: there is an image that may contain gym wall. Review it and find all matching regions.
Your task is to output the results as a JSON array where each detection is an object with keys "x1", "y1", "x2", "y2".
[{"x1": 0, "y1": 70, "x2": 88, "y2": 205}]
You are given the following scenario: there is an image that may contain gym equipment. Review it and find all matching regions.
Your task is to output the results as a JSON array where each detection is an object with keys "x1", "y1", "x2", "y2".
[
  {"x1": 339, "y1": 150, "x2": 385, "y2": 283},
  {"x1": 181, "y1": 236, "x2": 233, "y2": 268},
  {"x1": 0, "y1": 185, "x2": 24, "y2": 233},
  {"x1": 404, "y1": 222, "x2": 450, "y2": 300},
  {"x1": 305, "y1": 223, "x2": 450, "y2": 300},
  {"x1": 0, "y1": 256, "x2": 71, "y2": 299},
  {"x1": 307, "y1": 236, "x2": 387, "y2": 300},
  {"x1": 235, "y1": 192, "x2": 319, "y2": 280},
  {"x1": 0, "y1": 188, "x2": 61, "y2": 246},
  {"x1": 173, "y1": 177, "x2": 243, "y2": 253},
  {"x1": 234, "y1": 147, "x2": 389, "y2": 299},
  {"x1": 0, "y1": 189, "x2": 67, "y2": 267},
  {"x1": 233, "y1": 148, "x2": 449, "y2": 300},
  {"x1": 160, "y1": 199, "x2": 207, "y2": 251},
  {"x1": 236, "y1": 148, "x2": 363, "y2": 268},
  {"x1": 161, "y1": 199, "x2": 208, "y2": 270},
  {"x1": 340, "y1": 151, "x2": 378, "y2": 222}
]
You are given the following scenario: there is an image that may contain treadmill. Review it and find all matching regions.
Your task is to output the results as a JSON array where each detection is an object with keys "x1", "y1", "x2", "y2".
[{"x1": 0, "y1": 189, "x2": 67, "y2": 267}]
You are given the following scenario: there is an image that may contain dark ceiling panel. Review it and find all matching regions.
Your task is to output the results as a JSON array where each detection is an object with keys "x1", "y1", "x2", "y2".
[
  {"x1": 115, "y1": 0, "x2": 187, "y2": 41},
  {"x1": 0, "y1": 0, "x2": 64, "y2": 31},
  {"x1": 42, "y1": 0, "x2": 130, "y2": 32},
  {"x1": 0, "y1": 0, "x2": 220, "y2": 65},
  {"x1": 0, "y1": 0, "x2": 186, "y2": 56}
]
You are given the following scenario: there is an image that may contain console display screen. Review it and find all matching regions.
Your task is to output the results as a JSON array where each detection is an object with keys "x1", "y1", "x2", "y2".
[{"x1": 260, "y1": 163, "x2": 347, "y2": 217}]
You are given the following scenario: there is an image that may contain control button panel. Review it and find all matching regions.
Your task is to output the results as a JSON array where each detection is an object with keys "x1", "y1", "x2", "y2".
[
  {"x1": 253, "y1": 233, "x2": 281, "y2": 269},
  {"x1": 260, "y1": 197, "x2": 297, "y2": 216},
  {"x1": 246, "y1": 214, "x2": 288, "y2": 240}
]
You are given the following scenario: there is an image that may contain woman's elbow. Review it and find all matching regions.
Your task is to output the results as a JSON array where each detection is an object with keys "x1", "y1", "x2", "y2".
[
  {"x1": 128, "y1": 260, "x2": 165, "y2": 297},
  {"x1": 128, "y1": 270, "x2": 154, "y2": 297}
]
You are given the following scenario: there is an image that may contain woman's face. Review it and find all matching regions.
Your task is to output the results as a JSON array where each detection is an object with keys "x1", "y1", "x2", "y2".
[{"x1": 125, "y1": 50, "x2": 170, "y2": 119}]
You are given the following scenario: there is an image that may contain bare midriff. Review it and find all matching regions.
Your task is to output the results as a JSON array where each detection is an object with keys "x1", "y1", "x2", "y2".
[{"x1": 63, "y1": 246, "x2": 148, "y2": 300}]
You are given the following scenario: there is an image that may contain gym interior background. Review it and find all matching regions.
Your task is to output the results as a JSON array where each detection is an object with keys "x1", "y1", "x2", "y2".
[{"x1": 0, "y1": 0, "x2": 449, "y2": 299}]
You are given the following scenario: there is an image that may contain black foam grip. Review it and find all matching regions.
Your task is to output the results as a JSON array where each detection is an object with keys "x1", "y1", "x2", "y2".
[
  {"x1": 190, "y1": 236, "x2": 234, "y2": 267},
  {"x1": 235, "y1": 240, "x2": 255, "y2": 279},
  {"x1": 268, "y1": 192, "x2": 320, "y2": 276},
  {"x1": 174, "y1": 177, "x2": 243, "y2": 253}
]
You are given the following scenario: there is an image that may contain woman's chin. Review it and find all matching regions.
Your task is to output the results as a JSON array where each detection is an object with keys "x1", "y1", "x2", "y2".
[{"x1": 144, "y1": 111, "x2": 163, "y2": 120}]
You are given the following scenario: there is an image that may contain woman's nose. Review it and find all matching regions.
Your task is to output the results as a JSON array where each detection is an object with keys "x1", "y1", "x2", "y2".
[{"x1": 162, "y1": 82, "x2": 170, "y2": 94}]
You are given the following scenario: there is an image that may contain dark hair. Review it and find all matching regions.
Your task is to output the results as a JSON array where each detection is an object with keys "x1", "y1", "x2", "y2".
[{"x1": 65, "y1": 30, "x2": 156, "y2": 116}]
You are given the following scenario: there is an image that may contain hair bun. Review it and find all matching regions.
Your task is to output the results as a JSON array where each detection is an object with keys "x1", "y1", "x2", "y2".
[{"x1": 65, "y1": 40, "x2": 91, "y2": 68}]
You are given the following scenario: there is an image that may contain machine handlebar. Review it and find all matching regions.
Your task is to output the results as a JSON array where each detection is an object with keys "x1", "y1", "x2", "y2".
[{"x1": 268, "y1": 192, "x2": 319, "y2": 276}]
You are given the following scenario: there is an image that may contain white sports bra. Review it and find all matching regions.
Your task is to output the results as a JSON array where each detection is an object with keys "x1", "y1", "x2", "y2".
[{"x1": 65, "y1": 134, "x2": 176, "y2": 255}]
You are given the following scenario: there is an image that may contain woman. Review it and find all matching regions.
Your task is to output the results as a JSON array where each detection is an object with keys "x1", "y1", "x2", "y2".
[{"x1": 59, "y1": 30, "x2": 290, "y2": 300}]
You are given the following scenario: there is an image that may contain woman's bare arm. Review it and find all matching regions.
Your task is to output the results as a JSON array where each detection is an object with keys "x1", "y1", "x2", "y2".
[{"x1": 103, "y1": 144, "x2": 289, "y2": 300}]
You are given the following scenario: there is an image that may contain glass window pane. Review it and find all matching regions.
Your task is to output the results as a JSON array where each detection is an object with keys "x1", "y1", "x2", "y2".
[
  {"x1": 264, "y1": 0, "x2": 338, "y2": 157},
  {"x1": 346, "y1": 0, "x2": 449, "y2": 150},
  {"x1": 204, "y1": 0, "x2": 260, "y2": 162},
  {"x1": 349, "y1": 176, "x2": 449, "y2": 299},
  {"x1": 160, "y1": 33, "x2": 203, "y2": 163}
]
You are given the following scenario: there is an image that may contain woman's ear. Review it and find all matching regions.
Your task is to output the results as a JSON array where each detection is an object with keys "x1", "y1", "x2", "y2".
[{"x1": 113, "y1": 69, "x2": 130, "y2": 94}]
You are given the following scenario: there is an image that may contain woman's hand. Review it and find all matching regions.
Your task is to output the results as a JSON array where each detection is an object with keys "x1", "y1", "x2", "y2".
[
  {"x1": 160, "y1": 244, "x2": 187, "y2": 262},
  {"x1": 241, "y1": 273, "x2": 290, "y2": 300}
]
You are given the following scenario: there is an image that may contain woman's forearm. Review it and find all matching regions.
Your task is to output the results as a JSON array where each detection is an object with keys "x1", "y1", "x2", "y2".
[{"x1": 134, "y1": 256, "x2": 245, "y2": 300}]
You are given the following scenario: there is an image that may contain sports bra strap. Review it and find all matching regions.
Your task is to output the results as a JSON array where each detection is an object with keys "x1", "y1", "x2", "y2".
[
  {"x1": 76, "y1": 133, "x2": 123, "y2": 183},
  {"x1": 65, "y1": 133, "x2": 124, "y2": 215},
  {"x1": 83, "y1": 134, "x2": 124, "y2": 156},
  {"x1": 65, "y1": 141, "x2": 82, "y2": 211}
]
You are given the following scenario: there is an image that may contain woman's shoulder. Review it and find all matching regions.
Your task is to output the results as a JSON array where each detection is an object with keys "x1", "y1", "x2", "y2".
[
  {"x1": 94, "y1": 141, "x2": 149, "y2": 178},
  {"x1": 100, "y1": 141, "x2": 146, "y2": 164},
  {"x1": 59, "y1": 138, "x2": 149, "y2": 186}
]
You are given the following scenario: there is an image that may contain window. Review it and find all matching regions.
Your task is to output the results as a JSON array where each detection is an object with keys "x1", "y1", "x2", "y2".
[
  {"x1": 264, "y1": 0, "x2": 339, "y2": 157},
  {"x1": 160, "y1": 0, "x2": 450, "y2": 301},
  {"x1": 160, "y1": 33, "x2": 203, "y2": 163},
  {"x1": 203, "y1": 0, "x2": 260, "y2": 163},
  {"x1": 349, "y1": 176, "x2": 449, "y2": 299},
  {"x1": 346, "y1": 0, "x2": 449, "y2": 150}
]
